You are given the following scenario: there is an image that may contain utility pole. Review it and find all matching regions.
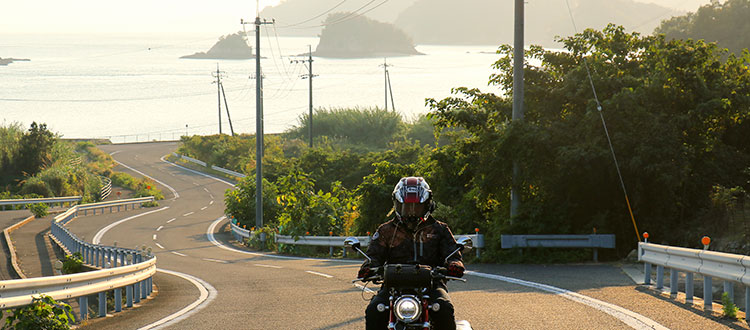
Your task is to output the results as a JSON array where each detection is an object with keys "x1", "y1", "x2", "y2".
[
  {"x1": 292, "y1": 45, "x2": 317, "y2": 148},
  {"x1": 510, "y1": 0, "x2": 525, "y2": 221},
  {"x1": 241, "y1": 11, "x2": 274, "y2": 249},
  {"x1": 220, "y1": 82, "x2": 235, "y2": 136},
  {"x1": 381, "y1": 58, "x2": 391, "y2": 111},
  {"x1": 212, "y1": 63, "x2": 226, "y2": 135},
  {"x1": 386, "y1": 69, "x2": 395, "y2": 111}
]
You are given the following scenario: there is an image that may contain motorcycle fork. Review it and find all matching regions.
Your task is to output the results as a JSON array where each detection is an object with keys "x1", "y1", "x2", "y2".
[
  {"x1": 387, "y1": 294, "x2": 396, "y2": 330},
  {"x1": 421, "y1": 295, "x2": 430, "y2": 330}
]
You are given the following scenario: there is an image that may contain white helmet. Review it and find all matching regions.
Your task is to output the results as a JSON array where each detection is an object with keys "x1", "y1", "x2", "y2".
[{"x1": 392, "y1": 177, "x2": 434, "y2": 223}]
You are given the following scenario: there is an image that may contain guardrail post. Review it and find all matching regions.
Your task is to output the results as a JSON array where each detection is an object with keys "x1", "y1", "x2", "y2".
[
  {"x1": 685, "y1": 273, "x2": 694, "y2": 304},
  {"x1": 126, "y1": 285, "x2": 133, "y2": 307},
  {"x1": 670, "y1": 270, "x2": 678, "y2": 295},
  {"x1": 644, "y1": 262, "x2": 651, "y2": 285},
  {"x1": 115, "y1": 288, "x2": 122, "y2": 312},
  {"x1": 656, "y1": 265, "x2": 664, "y2": 290},
  {"x1": 745, "y1": 286, "x2": 749, "y2": 319},
  {"x1": 593, "y1": 248, "x2": 598, "y2": 262},
  {"x1": 141, "y1": 279, "x2": 148, "y2": 299},
  {"x1": 79, "y1": 296, "x2": 88, "y2": 321},
  {"x1": 723, "y1": 281, "x2": 734, "y2": 304},
  {"x1": 98, "y1": 292, "x2": 106, "y2": 317},
  {"x1": 134, "y1": 280, "x2": 141, "y2": 304},
  {"x1": 704, "y1": 276, "x2": 713, "y2": 311}
]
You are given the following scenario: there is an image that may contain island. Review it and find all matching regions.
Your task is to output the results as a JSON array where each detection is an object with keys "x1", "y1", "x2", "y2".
[
  {"x1": 0, "y1": 57, "x2": 31, "y2": 66},
  {"x1": 314, "y1": 13, "x2": 421, "y2": 58},
  {"x1": 181, "y1": 33, "x2": 254, "y2": 59}
]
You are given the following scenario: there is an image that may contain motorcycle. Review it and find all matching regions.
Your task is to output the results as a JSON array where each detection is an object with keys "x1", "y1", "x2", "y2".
[{"x1": 345, "y1": 236, "x2": 474, "y2": 330}]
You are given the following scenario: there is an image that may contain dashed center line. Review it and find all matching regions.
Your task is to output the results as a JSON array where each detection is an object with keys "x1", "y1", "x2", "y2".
[
  {"x1": 167, "y1": 218, "x2": 176, "y2": 223},
  {"x1": 254, "y1": 264, "x2": 283, "y2": 269},
  {"x1": 306, "y1": 271, "x2": 333, "y2": 278},
  {"x1": 155, "y1": 243, "x2": 165, "y2": 249},
  {"x1": 156, "y1": 226, "x2": 164, "y2": 231},
  {"x1": 183, "y1": 212, "x2": 194, "y2": 217},
  {"x1": 200, "y1": 206, "x2": 207, "y2": 210},
  {"x1": 209, "y1": 201, "x2": 214, "y2": 205},
  {"x1": 203, "y1": 187, "x2": 210, "y2": 193},
  {"x1": 153, "y1": 234, "x2": 157, "y2": 240},
  {"x1": 203, "y1": 258, "x2": 228, "y2": 264},
  {"x1": 193, "y1": 182, "x2": 200, "y2": 186},
  {"x1": 209, "y1": 194, "x2": 214, "y2": 200},
  {"x1": 171, "y1": 251, "x2": 187, "y2": 257}
]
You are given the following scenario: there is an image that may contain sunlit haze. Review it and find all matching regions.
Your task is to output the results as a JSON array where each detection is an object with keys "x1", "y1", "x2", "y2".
[{"x1": 1, "y1": 0, "x2": 281, "y2": 35}]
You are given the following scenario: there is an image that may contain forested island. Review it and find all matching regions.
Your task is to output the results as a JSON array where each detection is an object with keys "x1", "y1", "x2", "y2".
[
  {"x1": 313, "y1": 13, "x2": 421, "y2": 58},
  {"x1": 181, "y1": 33, "x2": 254, "y2": 59}
]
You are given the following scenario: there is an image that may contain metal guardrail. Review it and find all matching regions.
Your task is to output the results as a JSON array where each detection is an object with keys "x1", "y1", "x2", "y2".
[
  {"x1": 501, "y1": 234, "x2": 615, "y2": 262},
  {"x1": 0, "y1": 196, "x2": 82, "y2": 211},
  {"x1": 230, "y1": 220, "x2": 485, "y2": 257},
  {"x1": 0, "y1": 197, "x2": 157, "y2": 323},
  {"x1": 173, "y1": 153, "x2": 246, "y2": 178},
  {"x1": 639, "y1": 242, "x2": 750, "y2": 315}
]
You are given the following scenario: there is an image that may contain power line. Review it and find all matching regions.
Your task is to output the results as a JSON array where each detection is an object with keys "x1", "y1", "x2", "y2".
[
  {"x1": 281, "y1": 0, "x2": 391, "y2": 30},
  {"x1": 276, "y1": 0, "x2": 351, "y2": 28},
  {"x1": 563, "y1": 0, "x2": 641, "y2": 242}
]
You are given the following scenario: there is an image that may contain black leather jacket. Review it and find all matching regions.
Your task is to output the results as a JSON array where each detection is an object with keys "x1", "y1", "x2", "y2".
[{"x1": 361, "y1": 216, "x2": 464, "y2": 273}]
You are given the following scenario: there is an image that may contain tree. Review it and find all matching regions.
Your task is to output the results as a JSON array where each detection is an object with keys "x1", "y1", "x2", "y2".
[{"x1": 17, "y1": 122, "x2": 55, "y2": 176}]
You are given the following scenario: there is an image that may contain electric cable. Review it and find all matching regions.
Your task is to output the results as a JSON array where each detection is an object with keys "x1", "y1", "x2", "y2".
[
  {"x1": 276, "y1": 0, "x2": 351, "y2": 28},
  {"x1": 564, "y1": 0, "x2": 641, "y2": 242}
]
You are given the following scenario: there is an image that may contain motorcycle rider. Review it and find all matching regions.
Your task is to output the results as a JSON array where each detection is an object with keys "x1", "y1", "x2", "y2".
[{"x1": 359, "y1": 176, "x2": 465, "y2": 330}]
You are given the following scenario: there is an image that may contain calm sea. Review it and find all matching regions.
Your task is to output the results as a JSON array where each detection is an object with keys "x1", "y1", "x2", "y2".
[{"x1": 1, "y1": 33, "x2": 500, "y2": 143}]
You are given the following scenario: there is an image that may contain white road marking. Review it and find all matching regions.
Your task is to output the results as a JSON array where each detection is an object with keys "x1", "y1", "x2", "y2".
[
  {"x1": 137, "y1": 269, "x2": 217, "y2": 330},
  {"x1": 93, "y1": 207, "x2": 169, "y2": 244},
  {"x1": 200, "y1": 206, "x2": 207, "y2": 210},
  {"x1": 209, "y1": 194, "x2": 214, "y2": 200},
  {"x1": 183, "y1": 212, "x2": 194, "y2": 217},
  {"x1": 114, "y1": 159, "x2": 179, "y2": 200},
  {"x1": 203, "y1": 187, "x2": 210, "y2": 193},
  {"x1": 167, "y1": 218, "x2": 176, "y2": 223},
  {"x1": 355, "y1": 283, "x2": 375, "y2": 293},
  {"x1": 153, "y1": 234, "x2": 157, "y2": 240},
  {"x1": 109, "y1": 150, "x2": 122, "y2": 156},
  {"x1": 155, "y1": 243, "x2": 165, "y2": 249},
  {"x1": 193, "y1": 182, "x2": 200, "y2": 186},
  {"x1": 209, "y1": 200, "x2": 214, "y2": 205},
  {"x1": 306, "y1": 271, "x2": 333, "y2": 278},
  {"x1": 253, "y1": 264, "x2": 282, "y2": 269},
  {"x1": 466, "y1": 271, "x2": 669, "y2": 330},
  {"x1": 156, "y1": 226, "x2": 164, "y2": 231},
  {"x1": 171, "y1": 251, "x2": 187, "y2": 257},
  {"x1": 203, "y1": 258, "x2": 228, "y2": 264}
]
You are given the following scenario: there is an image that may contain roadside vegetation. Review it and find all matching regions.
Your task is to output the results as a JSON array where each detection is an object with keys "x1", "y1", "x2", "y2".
[
  {"x1": 0, "y1": 124, "x2": 164, "y2": 209},
  {"x1": 178, "y1": 24, "x2": 750, "y2": 263}
]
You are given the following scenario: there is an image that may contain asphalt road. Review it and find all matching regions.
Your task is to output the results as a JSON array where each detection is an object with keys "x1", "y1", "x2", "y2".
[{"x1": 59, "y1": 142, "x2": 745, "y2": 330}]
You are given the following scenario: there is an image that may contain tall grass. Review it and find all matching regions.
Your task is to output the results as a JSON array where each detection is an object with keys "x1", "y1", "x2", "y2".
[{"x1": 290, "y1": 107, "x2": 405, "y2": 149}]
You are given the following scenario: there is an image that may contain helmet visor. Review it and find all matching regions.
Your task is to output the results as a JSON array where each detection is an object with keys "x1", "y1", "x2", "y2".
[{"x1": 400, "y1": 202, "x2": 426, "y2": 219}]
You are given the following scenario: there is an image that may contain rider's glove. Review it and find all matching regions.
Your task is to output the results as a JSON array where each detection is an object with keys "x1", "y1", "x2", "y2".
[
  {"x1": 446, "y1": 261, "x2": 464, "y2": 278},
  {"x1": 358, "y1": 266, "x2": 372, "y2": 279}
]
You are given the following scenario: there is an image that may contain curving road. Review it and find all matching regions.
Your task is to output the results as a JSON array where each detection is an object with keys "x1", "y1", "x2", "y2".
[{"x1": 61, "y1": 142, "x2": 742, "y2": 330}]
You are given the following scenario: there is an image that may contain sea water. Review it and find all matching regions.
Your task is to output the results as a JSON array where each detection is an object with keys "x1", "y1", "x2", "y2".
[{"x1": 1, "y1": 33, "x2": 501, "y2": 143}]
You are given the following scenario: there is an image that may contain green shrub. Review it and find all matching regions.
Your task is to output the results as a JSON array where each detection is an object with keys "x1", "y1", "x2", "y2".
[
  {"x1": 26, "y1": 203, "x2": 49, "y2": 218},
  {"x1": 2, "y1": 294, "x2": 73, "y2": 330},
  {"x1": 61, "y1": 252, "x2": 83, "y2": 274},
  {"x1": 721, "y1": 292, "x2": 738, "y2": 319}
]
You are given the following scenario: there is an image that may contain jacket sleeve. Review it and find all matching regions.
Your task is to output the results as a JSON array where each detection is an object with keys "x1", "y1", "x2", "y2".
[
  {"x1": 440, "y1": 225, "x2": 464, "y2": 269},
  {"x1": 361, "y1": 225, "x2": 388, "y2": 268}
]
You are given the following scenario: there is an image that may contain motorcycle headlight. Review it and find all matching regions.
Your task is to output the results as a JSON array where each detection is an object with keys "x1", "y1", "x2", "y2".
[{"x1": 394, "y1": 296, "x2": 421, "y2": 323}]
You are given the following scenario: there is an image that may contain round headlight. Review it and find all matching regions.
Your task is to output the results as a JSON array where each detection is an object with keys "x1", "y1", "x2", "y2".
[{"x1": 394, "y1": 296, "x2": 421, "y2": 322}]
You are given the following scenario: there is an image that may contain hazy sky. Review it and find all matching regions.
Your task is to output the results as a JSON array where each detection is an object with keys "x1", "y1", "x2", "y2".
[
  {"x1": 1, "y1": 0, "x2": 281, "y2": 35},
  {"x1": 1, "y1": 0, "x2": 711, "y2": 35}
]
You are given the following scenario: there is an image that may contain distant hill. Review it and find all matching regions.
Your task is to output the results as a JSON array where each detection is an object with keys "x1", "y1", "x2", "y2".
[
  {"x1": 394, "y1": 0, "x2": 682, "y2": 46},
  {"x1": 260, "y1": 0, "x2": 418, "y2": 36},
  {"x1": 655, "y1": 0, "x2": 750, "y2": 55},
  {"x1": 181, "y1": 33, "x2": 254, "y2": 59},
  {"x1": 314, "y1": 13, "x2": 421, "y2": 58}
]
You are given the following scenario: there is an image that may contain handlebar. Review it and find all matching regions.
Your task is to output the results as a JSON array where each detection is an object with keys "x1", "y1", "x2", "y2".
[{"x1": 352, "y1": 265, "x2": 466, "y2": 283}]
